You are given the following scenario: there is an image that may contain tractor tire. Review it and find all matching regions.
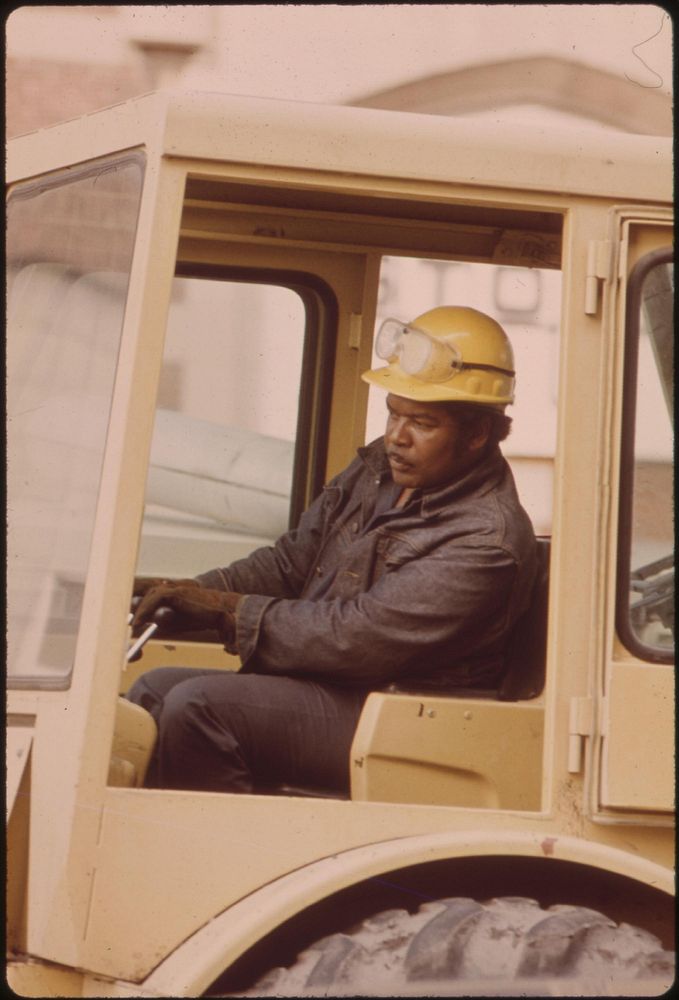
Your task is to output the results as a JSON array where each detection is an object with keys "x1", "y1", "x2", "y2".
[{"x1": 245, "y1": 896, "x2": 675, "y2": 996}]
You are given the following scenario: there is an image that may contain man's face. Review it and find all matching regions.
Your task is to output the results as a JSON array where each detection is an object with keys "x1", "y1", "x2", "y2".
[{"x1": 384, "y1": 393, "x2": 480, "y2": 490}]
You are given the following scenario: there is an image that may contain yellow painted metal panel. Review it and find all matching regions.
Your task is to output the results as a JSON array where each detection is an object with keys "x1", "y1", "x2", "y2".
[
  {"x1": 138, "y1": 827, "x2": 674, "y2": 997},
  {"x1": 6, "y1": 961, "x2": 85, "y2": 998},
  {"x1": 595, "y1": 213, "x2": 675, "y2": 819},
  {"x1": 8, "y1": 92, "x2": 672, "y2": 202},
  {"x1": 351, "y1": 693, "x2": 544, "y2": 810},
  {"x1": 600, "y1": 663, "x2": 674, "y2": 811},
  {"x1": 79, "y1": 788, "x2": 672, "y2": 982}
]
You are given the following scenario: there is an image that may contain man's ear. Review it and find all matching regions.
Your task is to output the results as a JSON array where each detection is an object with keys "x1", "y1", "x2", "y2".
[{"x1": 468, "y1": 414, "x2": 492, "y2": 452}]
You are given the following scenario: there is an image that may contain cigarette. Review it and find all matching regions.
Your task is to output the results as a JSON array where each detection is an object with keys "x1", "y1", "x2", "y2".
[{"x1": 126, "y1": 622, "x2": 158, "y2": 662}]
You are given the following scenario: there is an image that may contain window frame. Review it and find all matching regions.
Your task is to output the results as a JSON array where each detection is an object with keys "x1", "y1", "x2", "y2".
[
  {"x1": 6, "y1": 152, "x2": 146, "y2": 691},
  {"x1": 615, "y1": 245, "x2": 674, "y2": 665},
  {"x1": 173, "y1": 261, "x2": 339, "y2": 529}
]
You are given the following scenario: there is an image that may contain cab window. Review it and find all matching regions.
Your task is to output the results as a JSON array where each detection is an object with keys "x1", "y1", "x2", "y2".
[
  {"x1": 7, "y1": 154, "x2": 144, "y2": 688},
  {"x1": 134, "y1": 271, "x2": 333, "y2": 579},
  {"x1": 616, "y1": 249, "x2": 674, "y2": 662},
  {"x1": 365, "y1": 255, "x2": 561, "y2": 537}
]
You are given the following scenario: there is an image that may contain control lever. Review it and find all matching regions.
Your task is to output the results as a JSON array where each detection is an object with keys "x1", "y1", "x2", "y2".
[{"x1": 126, "y1": 606, "x2": 178, "y2": 662}]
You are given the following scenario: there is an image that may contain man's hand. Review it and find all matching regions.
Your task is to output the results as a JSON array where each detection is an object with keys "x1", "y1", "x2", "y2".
[
  {"x1": 132, "y1": 576, "x2": 201, "y2": 599},
  {"x1": 131, "y1": 581, "x2": 242, "y2": 648}
]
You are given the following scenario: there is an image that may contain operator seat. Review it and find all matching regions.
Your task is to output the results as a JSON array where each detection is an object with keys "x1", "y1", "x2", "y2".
[{"x1": 383, "y1": 536, "x2": 550, "y2": 701}]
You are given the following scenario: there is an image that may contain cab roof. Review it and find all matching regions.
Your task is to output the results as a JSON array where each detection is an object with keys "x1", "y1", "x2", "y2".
[{"x1": 7, "y1": 89, "x2": 672, "y2": 204}]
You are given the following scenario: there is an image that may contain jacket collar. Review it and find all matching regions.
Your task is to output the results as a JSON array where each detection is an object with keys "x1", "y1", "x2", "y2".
[{"x1": 358, "y1": 437, "x2": 507, "y2": 519}]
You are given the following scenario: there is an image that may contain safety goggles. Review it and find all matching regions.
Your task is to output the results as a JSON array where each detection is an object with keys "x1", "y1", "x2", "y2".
[{"x1": 375, "y1": 318, "x2": 515, "y2": 383}]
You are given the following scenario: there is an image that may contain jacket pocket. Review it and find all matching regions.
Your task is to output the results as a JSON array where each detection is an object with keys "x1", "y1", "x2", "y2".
[
  {"x1": 329, "y1": 533, "x2": 381, "y2": 599},
  {"x1": 379, "y1": 532, "x2": 422, "y2": 572}
]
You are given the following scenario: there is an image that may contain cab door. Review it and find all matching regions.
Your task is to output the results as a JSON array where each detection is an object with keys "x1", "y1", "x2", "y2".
[
  {"x1": 124, "y1": 177, "x2": 378, "y2": 676},
  {"x1": 597, "y1": 211, "x2": 674, "y2": 816}
]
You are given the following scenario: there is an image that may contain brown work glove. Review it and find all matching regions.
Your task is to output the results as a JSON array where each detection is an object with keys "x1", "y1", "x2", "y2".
[
  {"x1": 132, "y1": 576, "x2": 201, "y2": 599},
  {"x1": 132, "y1": 581, "x2": 242, "y2": 649}
]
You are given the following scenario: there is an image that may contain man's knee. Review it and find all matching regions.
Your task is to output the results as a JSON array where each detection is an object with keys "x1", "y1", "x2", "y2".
[
  {"x1": 157, "y1": 678, "x2": 202, "y2": 736},
  {"x1": 157, "y1": 674, "x2": 242, "y2": 750},
  {"x1": 155, "y1": 674, "x2": 253, "y2": 791},
  {"x1": 127, "y1": 666, "x2": 209, "y2": 720},
  {"x1": 127, "y1": 667, "x2": 172, "y2": 717}
]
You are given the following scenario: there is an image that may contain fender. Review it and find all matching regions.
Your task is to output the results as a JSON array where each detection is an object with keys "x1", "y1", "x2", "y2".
[{"x1": 140, "y1": 828, "x2": 673, "y2": 997}]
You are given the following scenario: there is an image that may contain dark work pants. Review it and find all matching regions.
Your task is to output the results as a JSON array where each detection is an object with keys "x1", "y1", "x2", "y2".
[{"x1": 126, "y1": 667, "x2": 368, "y2": 794}]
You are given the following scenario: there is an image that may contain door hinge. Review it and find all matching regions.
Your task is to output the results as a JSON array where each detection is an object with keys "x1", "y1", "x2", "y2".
[
  {"x1": 585, "y1": 240, "x2": 613, "y2": 316},
  {"x1": 568, "y1": 696, "x2": 593, "y2": 773}
]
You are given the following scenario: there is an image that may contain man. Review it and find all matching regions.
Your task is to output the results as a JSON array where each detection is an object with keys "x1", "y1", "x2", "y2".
[{"x1": 128, "y1": 306, "x2": 537, "y2": 795}]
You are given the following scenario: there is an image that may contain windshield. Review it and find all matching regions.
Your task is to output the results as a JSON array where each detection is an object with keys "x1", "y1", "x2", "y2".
[{"x1": 7, "y1": 154, "x2": 145, "y2": 688}]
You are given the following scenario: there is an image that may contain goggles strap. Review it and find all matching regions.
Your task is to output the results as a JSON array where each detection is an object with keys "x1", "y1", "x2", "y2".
[{"x1": 459, "y1": 362, "x2": 515, "y2": 377}]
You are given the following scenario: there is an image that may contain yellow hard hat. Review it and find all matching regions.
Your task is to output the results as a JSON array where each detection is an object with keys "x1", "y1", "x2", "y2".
[{"x1": 361, "y1": 306, "x2": 515, "y2": 408}]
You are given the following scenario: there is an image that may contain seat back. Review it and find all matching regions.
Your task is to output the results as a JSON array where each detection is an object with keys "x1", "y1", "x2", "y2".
[
  {"x1": 384, "y1": 536, "x2": 551, "y2": 702},
  {"x1": 498, "y1": 536, "x2": 551, "y2": 701}
]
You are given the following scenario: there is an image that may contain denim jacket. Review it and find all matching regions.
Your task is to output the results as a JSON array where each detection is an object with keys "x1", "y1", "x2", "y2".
[{"x1": 197, "y1": 438, "x2": 537, "y2": 690}]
